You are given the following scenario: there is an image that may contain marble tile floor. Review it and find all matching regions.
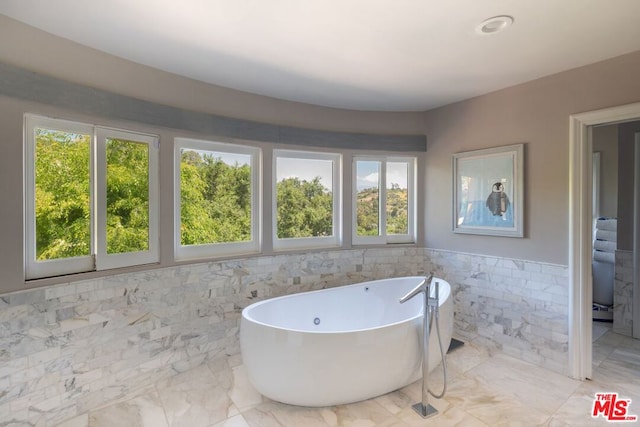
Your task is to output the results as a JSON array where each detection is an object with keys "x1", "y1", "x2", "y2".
[
  {"x1": 592, "y1": 320, "x2": 612, "y2": 343},
  {"x1": 58, "y1": 330, "x2": 640, "y2": 427}
]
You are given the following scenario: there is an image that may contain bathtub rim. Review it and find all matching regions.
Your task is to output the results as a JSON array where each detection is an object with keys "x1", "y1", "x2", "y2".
[{"x1": 241, "y1": 275, "x2": 451, "y2": 335}]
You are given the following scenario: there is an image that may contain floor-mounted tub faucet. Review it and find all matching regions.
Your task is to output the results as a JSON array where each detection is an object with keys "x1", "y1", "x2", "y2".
[
  {"x1": 399, "y1": 273, "x2": 441, "y2": 419},
  {"x1": 399, "y1": 273, "x2": 433, "y2": 304}
]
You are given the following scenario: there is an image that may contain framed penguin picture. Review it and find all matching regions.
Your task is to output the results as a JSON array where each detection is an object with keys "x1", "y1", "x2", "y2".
[{"x1": 452, "y1": 143, "x2": 524, "y2": 237}]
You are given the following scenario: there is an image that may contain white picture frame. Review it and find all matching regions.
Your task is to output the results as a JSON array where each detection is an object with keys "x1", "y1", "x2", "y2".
[{"x1": 452, "y1": 143, "x2": 524, "y2": 237}]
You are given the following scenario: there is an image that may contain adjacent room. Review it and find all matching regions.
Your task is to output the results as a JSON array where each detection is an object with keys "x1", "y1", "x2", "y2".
[{"x1": 1, "y1": 1, "x2": 640, "y2": 426}]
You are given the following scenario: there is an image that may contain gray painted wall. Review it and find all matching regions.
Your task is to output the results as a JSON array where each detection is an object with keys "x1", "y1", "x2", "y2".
[
  {"x1": 0, "y1": 16, "x2": 428, "y2": 294},
  {"x1": 0, "y1": 62, "x2": 426, "y2": 152},
  {"x1": 2, "y1": 15, "x2": 640, "y2": 293},
  {"x1": 423, "y1": 51, "x2": 640, "y2": 264},
  {"x1": 0, "y1": 16, "x2": 426, "y2": 134}
]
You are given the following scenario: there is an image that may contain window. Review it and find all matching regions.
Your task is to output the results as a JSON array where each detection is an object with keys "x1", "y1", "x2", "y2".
[
  {"x1": 273, "y1": 150, "x2": 341, "y2": 250},
  {"x1": 175, "y1": 138, "x2": 261, "y2": 260},
  {"x1": 353, "y1": 156, "x2": 415, "y2": 244},
  {"x1": 25, "y1": 115, "x2": 159, "y2": 279}
]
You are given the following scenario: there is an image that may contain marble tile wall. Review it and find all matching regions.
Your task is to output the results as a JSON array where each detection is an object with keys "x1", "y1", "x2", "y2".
[
  {"x1": 614, "y1": 250, "x2": 633, "y2": 336},
  {"x1": 424, "y1": 249, "x2": 570, "y2": 375},
  {"x1": 0, "y1": 248, "x2": 423, "y2": 426},
  {"x1": 0, "y1": 247, "x2": 570, "y2": 425}
]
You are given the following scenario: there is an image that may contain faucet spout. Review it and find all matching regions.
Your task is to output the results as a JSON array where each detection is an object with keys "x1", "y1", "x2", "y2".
[{"x1": 399, "y1": 273, "x2": 434, "y2": 304}]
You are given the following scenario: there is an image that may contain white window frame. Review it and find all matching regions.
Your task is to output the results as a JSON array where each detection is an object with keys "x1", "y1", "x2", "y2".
[
  {"x1": 95, "y1": 128, "x2": 159, "y2": 270},
  {"x1": 272, "y1": 149, "x2": 342, "y2": 251},
  {"x1": 24, "y1": 114, "x2": 159, "y2": 280},
  {"x1": 174, "y1": 138, "x2": 261, "y2": 261},
  {"x1": 352, "y1": 156, "x2": 416, "y2": 245}
]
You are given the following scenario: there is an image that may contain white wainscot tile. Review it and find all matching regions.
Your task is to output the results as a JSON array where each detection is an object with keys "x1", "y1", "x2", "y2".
[
  {"x1": 45, "y1": 283, "x2": 77, "y2": 301},
  {"x1": 28, "y1": 346, "x2": 61, "y2": 366}
]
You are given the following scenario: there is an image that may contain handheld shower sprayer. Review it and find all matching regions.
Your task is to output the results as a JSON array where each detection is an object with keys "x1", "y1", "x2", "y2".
[{"x1": 398, "y1": 273, "x2": 448, "y2": 418}]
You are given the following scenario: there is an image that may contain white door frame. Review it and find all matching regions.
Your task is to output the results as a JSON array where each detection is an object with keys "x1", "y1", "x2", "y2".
[
  {"x1": 568, "y1": 101, "x2": 640, "y2": 379},
  {"x1": 634, "y1": 133, "x2": 640, "y2": 340}
]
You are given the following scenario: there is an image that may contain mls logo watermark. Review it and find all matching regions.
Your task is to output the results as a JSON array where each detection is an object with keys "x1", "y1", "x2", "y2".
[{"x1": 592, "y1": 393, "x2": 638, "y2": 422}]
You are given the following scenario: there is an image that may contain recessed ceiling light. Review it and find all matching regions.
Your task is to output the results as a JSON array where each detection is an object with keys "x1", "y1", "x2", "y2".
[{"x1": 476, "y1": 15, "x2": 514, "y2": 35}]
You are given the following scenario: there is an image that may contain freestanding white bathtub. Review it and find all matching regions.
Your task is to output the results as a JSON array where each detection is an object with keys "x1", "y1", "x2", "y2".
[{"x1": 240, "y1": 276, "x2": 453, "y2": 407}]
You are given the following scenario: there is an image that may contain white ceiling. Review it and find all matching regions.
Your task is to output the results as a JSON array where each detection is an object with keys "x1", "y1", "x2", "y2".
[{"x1": 2, "y1": 1, "x2": 640, "y2": 112}]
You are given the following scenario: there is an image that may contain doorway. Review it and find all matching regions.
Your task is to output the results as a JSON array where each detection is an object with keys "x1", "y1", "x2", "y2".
[
  {"x1": 591, "y1": 125, "x2": 616, "y2": 328},
  {"x1": 569, "y1": 102, "x2": 640, "y2": 380}
]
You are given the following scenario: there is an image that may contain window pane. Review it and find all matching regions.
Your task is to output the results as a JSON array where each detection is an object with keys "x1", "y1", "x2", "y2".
[
  {"x1": 35, "y1": 129, "x2": 91, "y2": 260},
  {"x1": 180, "y1": 148, "x2": 252, "y2": 245},
  {"x1": 106, "y1": 138, "x2": 149, "y2": 254},
  {"x1": 355, "y1": 160, "x2": 380, "y2": 236},
  {"x1": 276, "y1": 157, "x2": 333, "y2": 238},
  {"x1": 386, "y1": 162, "x2": 409, "y2": 235}
]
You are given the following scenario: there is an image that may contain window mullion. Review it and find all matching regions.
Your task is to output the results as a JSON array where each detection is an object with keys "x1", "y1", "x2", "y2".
[
  {"x1": 408, "y1": 158, "x2": 416, "y2": 239},
  {"x1": 380, "y1": 161, "x2": 387, "y2": 239},
  {"x1": 24, "y1": 116, "x2": 37, "y2": 276},
  {"x1": 333, "y1": 155, "x2": 342, "y2": 244},
  {"x1": 94, "y1": 129, "x2": 106, "y2": 267}
]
